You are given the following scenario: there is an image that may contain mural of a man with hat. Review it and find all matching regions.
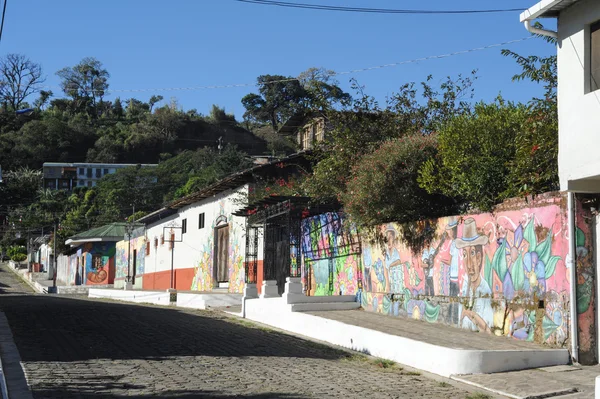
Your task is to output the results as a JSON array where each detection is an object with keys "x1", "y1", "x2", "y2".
[
  {"x1": 442, "y1": 216, "x2": 460, "y2": 324},
  {"x1": 384, "y1": 224, "x2": 404, "y2": 292},
  {"x1": 456, "y1": 217, "x2": 493, "y2": 333}
]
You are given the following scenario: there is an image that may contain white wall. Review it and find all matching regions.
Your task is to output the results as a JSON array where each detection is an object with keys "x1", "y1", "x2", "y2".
[
  {"x1": 557, "y1": 0, "x2": 600, "y2": 191},
  {"x1": 142, "y1": 186, "x2": 249, "y2": 292}
]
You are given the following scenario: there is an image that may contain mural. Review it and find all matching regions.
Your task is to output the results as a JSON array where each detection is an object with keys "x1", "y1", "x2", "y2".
[
  {"x1": 115, "y1": 236, "x2": 146, "y2": 282},
  {"x1": 360, "y1": 194, "x2": 576, "y2": 346},
  {"x1": 191, "y1": 199, "x2": 245, "y2": 293},
  {"x1": 81, "y1": 242, "x2": 116, "y2": 285},
  {"x1": 302, "y1": 212, "x2": 361, "y2": 296},
  {"x1": 575, "y1": 198, "x2": 597, "y2": 363}
]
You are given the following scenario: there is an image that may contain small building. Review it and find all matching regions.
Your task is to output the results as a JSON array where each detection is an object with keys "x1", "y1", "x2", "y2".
[
  {"x1": 42, "y1": 162, "x2": 157, "y2": 190},
  {"x1": 58, "y1": 223, "x2": 131, "y2": 286}
]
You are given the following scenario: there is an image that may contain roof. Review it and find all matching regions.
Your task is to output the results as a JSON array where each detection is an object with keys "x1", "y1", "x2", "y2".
[
  {"x1": 520, "y1": 0, "x2": 581, "y2": 21},
  {"x1": 167, "y1": 152, "x2": 310, "y2": 208},
  {"x1": 65, "y1": 222, "x2": 144, "y2": 246}
]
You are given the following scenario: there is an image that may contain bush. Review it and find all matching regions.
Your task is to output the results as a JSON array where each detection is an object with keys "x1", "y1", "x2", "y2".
[
  {"x1": 7, "y1": 245, "x2": 26, "y2": 259},
  {"x1": 342, "y1": 134, "x2": 456, "y2": 227},
  {"x1": 10, "y1": 253, "x2": 27, "y2": 262}
]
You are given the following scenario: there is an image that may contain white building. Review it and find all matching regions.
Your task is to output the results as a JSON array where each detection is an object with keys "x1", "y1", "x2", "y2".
[
  {"x1": 521, "y1": 0, "x2": 600, "y2": 192},
  {"x1": 42, "y1": 162, "x2": 157, "y2": 190}
]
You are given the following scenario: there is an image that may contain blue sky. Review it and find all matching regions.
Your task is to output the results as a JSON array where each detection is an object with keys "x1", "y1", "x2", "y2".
[{"x1": 3, "y1": 0, "x2": 555, "y2": 119}]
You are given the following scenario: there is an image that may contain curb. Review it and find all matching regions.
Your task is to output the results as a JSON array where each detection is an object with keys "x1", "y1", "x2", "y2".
[
  {"x1": 450, "y1": 375, "x2": 578, "y2": 399},
  {"x1": 0, "y1": 349, "x2": 8, "y2": 399},
  {"x1": 0, "y1": 312, "x2": 34, "y2": 399}
]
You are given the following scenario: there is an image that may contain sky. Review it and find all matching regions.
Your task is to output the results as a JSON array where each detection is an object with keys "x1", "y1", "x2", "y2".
[{"x1": 2, "y1": 0, "x2": 556, "y2": 120}]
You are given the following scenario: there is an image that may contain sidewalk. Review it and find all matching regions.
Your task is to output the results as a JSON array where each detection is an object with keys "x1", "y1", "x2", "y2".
[
  {"x1": 453, "y1": 365, "x2": 600, "y2": 399},
  {"x1": 242, "y1": 298, "x2": 569, "y2": 377}
]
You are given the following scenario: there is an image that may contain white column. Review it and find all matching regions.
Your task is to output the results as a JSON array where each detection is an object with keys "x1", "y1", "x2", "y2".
[
  {"x1": 259, "y1": 280, "x2": 279, "y2": 298},
  {"x1": 282, "y1": 277, "x2": 304, "y2": 304}
]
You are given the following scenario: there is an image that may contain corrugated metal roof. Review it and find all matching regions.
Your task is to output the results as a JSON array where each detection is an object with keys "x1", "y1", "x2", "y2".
[
  {"x1": 520, "y1": 0, "x2": 580, "y2": 21},
  {"x1": 66, "y1": 222, "x2": 144, "y2": 244}
]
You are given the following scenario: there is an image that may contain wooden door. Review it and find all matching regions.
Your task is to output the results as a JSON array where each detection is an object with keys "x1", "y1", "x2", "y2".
[{"x1": 216, "y1": 226, "x2": 229, "y2": 282}]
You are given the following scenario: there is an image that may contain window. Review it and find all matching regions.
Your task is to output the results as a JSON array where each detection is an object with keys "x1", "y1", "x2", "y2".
[
  {"x1": 160, "y1": 235, "x2": 164, "y2": 245},
  {"x1": 315, "y1": 119, "x2": 325, "y2": 143},
  {"x1": 198, "y1": 213, "x2": 205, "y2": 229},
  {"x1": 182, "y1": 218, "x2": 187, "y2": 234},
  {"x1": 79, "y1": 168, "x2": 84, "y2": 175},
  {"x1": 145, "y1": 241, "x2": 150, "y2": 256},
  {"x1": 87, "y1": 168, "x2": 92, "y2": 178},
  {"x1": 592, "y1": 21, "x2": 600, "y2": 92},
  {"x1": 95, "y1": 169, "x2": 101, "y2": 178},
  {"x1": 170, "y1": 233, "x2": 175, "y2": 250},
  {"x1": 301, "y1": 125, "x2": 313, "y2": 150},
  {"x1": 103, "y1": 168, "x2": 109, "y2": 175},
  {"x1": 154, "y1": 237, "x2": 158, "y2": 248},
  {"x1": 87, "y1": 181, "x2": 92, "y2": 188},
  {"x1": 78, "y1": 180, "x2": 84, "y2": 186}
]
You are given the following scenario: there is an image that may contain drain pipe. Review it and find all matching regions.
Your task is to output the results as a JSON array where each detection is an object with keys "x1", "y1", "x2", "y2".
[
  {"x1": 568, "y1": 192, "x2": 579, "y2": 363},
  {"x1": 524, "y1": 20, "x2": 558, "y2": 38}
]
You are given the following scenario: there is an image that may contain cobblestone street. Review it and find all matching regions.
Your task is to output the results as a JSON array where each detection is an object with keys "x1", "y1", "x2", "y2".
[{"x1": 0, "y1": 264, "x2": 493, "y2": 398}]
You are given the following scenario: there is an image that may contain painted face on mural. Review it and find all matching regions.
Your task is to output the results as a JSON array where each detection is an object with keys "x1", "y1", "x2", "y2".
[
  {"x1": 463, "y1": 245, "x2": 483, "y2": 290},
  {"x1": 386, "y1": 230, "x2": 396, "y2": 252}
]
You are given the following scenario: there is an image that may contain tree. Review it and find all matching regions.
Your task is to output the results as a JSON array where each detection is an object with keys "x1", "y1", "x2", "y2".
[
  {"x1": 303, "y1": 74, "x2": 476, "y2": 202},
  {"x1": 298, "y1": 67, "x2": 351, "y2": 110},
  {"x1": 242, "y1": 74, "x2": 306, "y2": 130},
  {"x1": 34, "y1": 90, "x2": 53, "y2": 110},
  {"x1": 148, "y1": 95, "x2": 163, "y2": 113},
  {"x1": 418, "y1": 99, "x2": 529, "y2": 211},
  {"x1": 208, "y1": 104, "x2": 236, "y2": 124},
  {"x1": 56, "y1": 57, "x2": 109, "y2": 113},
  {"x1": 0, "y1": 54, "x2": 45, "y2": 110}
]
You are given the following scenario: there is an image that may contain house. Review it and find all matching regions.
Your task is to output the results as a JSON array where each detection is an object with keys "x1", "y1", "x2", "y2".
[
  {"x1": 278, "y1": 112, "x2": 328, "y2": 151},
  {"x1": 521, "y1": 0, "x2": 600, "y2": 364},
  {"x1": 43, "y1": 162, "x2": 157, "y2": 190},
  {"x1": 520, "y1": 0, "x2": 600, "y2": 192},
  {"x1": 115, "y1": 153, "x2": 312, "y2": 293},
  {"x1": 57, "y1": 223, "x2": 132, "y2": 286}
]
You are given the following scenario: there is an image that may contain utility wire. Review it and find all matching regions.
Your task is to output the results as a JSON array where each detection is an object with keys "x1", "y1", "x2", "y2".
[
  {"x1": 0, "y1": 0, "x2": 7, "y2": 43},
  {"x1": 233, "y1": 0, "x2": 523, "y2": 14},
  {"x1": 35, "y1": 36, "x2": 533, "y2": 94}
]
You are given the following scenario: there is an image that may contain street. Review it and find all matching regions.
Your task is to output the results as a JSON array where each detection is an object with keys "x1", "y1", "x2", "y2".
[{"x1": 0, "y1": 264, "x2": 487, "y2": 398}]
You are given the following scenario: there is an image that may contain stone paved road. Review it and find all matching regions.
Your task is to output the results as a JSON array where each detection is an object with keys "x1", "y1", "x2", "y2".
[{"x1": 0, "y1": 265, "x2": 495, "y2": 398}]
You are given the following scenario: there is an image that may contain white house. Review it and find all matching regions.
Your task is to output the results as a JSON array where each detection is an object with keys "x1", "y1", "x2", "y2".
[{"x1": 521, "y1": 0, "x2": 600, "y2": 192}]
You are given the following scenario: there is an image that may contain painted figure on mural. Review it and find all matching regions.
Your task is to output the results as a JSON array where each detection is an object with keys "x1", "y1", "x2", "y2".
[
  {"x1": 421, "y1": 229, "x2": 445, "y2": 296},
  {"x1": 456, "y1": 217, "x2": 493, "y2": 333},
  {"x1": 385, "y1": 225, "x2": 403, "y2": 292},
  {"x1": 441, "y1": 217, "x2": 460, "y2": 325}
]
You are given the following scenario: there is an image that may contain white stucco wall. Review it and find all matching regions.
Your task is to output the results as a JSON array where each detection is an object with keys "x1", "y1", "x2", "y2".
[
  {"x1": 557, "y1": 0, "x2": 600, "y2": 191},
  {"x1": 139, "y1": 186, "x2": 249, "y2": 292}
]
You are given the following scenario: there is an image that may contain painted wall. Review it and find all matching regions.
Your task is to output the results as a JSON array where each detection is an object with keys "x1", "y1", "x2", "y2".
[
  {"x1": 133, "y1": 187, "x2": 248, "y2": 292},
  {"x1": 556, "y1": 0, "x2": 600, "y2": 191},
  {"x1": 301, "y1": 212, "x2": 361, "y2": 296},
  {"x1": 359, "y1": 193, "x2": 583, "y2": 349},
  {"x1": 115, "y1": 232, "x2": 147, "y2": 289},
  {"x1": 56, "y1": 242, "x2": 116, "y2": 286}
]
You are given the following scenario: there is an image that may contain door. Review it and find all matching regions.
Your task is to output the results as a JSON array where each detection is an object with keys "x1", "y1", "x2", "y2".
[
  {"x1": 132, "y1": 249, "x2": 137, "y2": 284},
  {"x1": 216, "y1": 226, "x2": 229, "y2": 283}
]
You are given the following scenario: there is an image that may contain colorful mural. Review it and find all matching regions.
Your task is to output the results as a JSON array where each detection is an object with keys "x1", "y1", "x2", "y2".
[
  {"x1": 301, "y1": 212, "x2": 361, "y2": 296},
  {"x1": 575, "y1": 198, "x2": 597, "y2": 363},
  {"x1": 82, "y1": 242, "x2": 116, "y2": 285},
  {"x1": 115, "y1": 235, "x2": 146, "y2": 283},
  {"x1": 190, "y1": 200, "x2": 245, "y2": 293},
  {"x1": 360, "y1": 194, "x2": 575, "y2": 346}
]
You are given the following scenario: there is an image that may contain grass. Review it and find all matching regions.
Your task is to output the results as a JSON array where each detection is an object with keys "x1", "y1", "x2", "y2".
[
  {"x1": 438, "y1": 382, "x2": 451, "y2": 388},
  {"x1": 465, "y1": 393, "x2": 493, "y2": 399},
  {"x1": 374, "y1": 358, "x2": 396, "y2": 369},
  {"x1": 401, "y1": 371, "x2": 421, "y2": 376}
]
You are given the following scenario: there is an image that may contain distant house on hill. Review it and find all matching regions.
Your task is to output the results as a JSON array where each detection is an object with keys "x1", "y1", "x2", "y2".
[{"x1": 42, "y1": 162, "x2": 157, "y2": 190}]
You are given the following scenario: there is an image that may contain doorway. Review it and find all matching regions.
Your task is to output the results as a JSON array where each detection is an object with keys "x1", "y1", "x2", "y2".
[{"x1": 214, "y1": 225, "x2": 230, "y2": 286}]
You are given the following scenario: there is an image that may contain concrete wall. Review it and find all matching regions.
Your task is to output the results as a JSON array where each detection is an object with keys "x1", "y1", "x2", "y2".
[
  {"x1": 117, "y1": 187, "x2": 248, "y2": 292},
  {"x1": 359, "y1": 192, "x2": 587, "y2": 352},
  {"x1": 557, "y1": 0, "x2": 600, "y2": 191}
]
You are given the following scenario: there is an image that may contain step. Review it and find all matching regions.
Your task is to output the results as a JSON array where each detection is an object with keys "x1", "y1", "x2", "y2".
[
  {"x1": 289, "y1": 301, "x2": 360, "y2": 312},
  {"x1": 218, "y1": 282, "x2": 229, "y2": 288},
  {"x1": 284, "y1": 294, "x2": 356, "y2": 304}
]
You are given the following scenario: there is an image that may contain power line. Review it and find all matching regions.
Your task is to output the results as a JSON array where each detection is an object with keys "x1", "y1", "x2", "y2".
[
  {"x1": 0, "y1": 0, "x2": 7, "y2": 43},
  {"x1": 35, "y1": 36, "x2": 533, "y2": 94},
  {"x1": 232, "y1": 0, "x2": 523, "y2": 14}
]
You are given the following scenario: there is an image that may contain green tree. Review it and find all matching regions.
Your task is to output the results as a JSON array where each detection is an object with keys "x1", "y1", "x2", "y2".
[
  {"x1": 304, "y1": 74, "x2": 476, "y2": 202},
  {"x1": 56, "y1": 57, "x2": 109, "y2": 114},
  {"x1": 418, "y1": 99, "x2": 528, "y2": 211}
]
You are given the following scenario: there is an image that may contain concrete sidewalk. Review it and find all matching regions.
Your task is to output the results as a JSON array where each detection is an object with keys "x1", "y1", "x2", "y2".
[
  {"x1": 453, "y1": 365, "x2": 600, "y2": 399},
  {"x1": 242, "y1": 298, "x2": 569, "y2": 378}
]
